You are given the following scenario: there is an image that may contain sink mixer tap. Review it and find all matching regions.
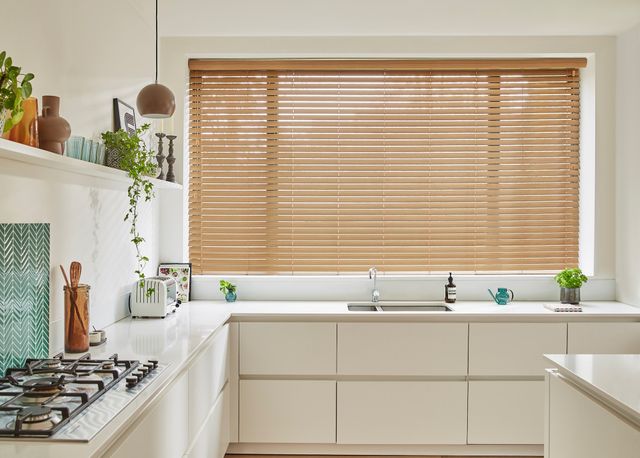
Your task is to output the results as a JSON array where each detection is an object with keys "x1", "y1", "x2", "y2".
[{"x1": 369, "y1": 267, "x2": 380, "y2": 303}]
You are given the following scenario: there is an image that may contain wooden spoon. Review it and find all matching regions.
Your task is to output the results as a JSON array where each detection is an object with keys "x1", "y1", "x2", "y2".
[{"x1": 70, "y1": 261, "x2": 82, "y2": 288}]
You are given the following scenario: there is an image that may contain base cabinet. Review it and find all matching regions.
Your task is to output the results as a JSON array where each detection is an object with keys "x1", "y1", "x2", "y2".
[
  {"x1": 239, "y1": 379, "x2": 336, "y2": 443},
  {"x1": 468, "y1": 380, "x2": 544, "y2": 444},
  {"x1": 185, "y1": 386, "x2": 230, "y2": 458},
  {"x1": 337, "y1": 381, "x2": 467, "y2": 445}
]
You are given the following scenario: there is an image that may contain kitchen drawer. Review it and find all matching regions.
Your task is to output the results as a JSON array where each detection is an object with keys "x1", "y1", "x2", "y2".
[
  {"x1": 568, "y1": 322, "x2": 640, "y2": 354},
  {"x1": 185, "y1": 386, "x2": 229, "y2": 458},
  {"x1": 337, "y1": 381, "x2": 467, "y2": 444},
  {"x1": 239, "y1": 380, "x2": 336, "y2": 443},
  {"x1": 337, "y1": 323, "x2": 468, "y2": 375},
  {"x1": 188, "y1": 324, "x2": 229, "y2": 442},
  {"x1": 239, "y1": 322, "x2": 336, "y2": 375},
  {"x1": 469, "y1": 323, "x2": 567, "y2": 376},
  {"x1": 468, "y1": 380, "x2": 544, "y2": 444}
]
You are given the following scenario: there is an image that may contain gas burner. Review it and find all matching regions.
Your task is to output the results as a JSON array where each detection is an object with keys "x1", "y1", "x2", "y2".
[
  {"x1": 20, "y1": 406, "x2": 53, "y2": 423},
  {"x1": 40, "y1": 360, "x2": 63, "y2": 370},
  {"x1": 101, "y1": 361, "x2": 115, "y2": 370},
  {"x1": 23, "y1": 377, "x2": 66, "y2": 393},
  {"x1": 5, "y1": 406, "x2": 64, "y2": 433}
]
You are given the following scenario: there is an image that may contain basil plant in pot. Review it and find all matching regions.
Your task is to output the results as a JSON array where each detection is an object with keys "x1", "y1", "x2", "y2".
[
  {"x1": 219, "y1": 280, "x2": 237, "y2": 302},
  {"x1": 555, "y1": 268, "x2": 588, "y2": 305},
  {"x1": 0, "y1": 51, "x2": 34, "y2": 134},
  {"x1": 101, "y1": 124, "x2": 156, "y2": 294}
]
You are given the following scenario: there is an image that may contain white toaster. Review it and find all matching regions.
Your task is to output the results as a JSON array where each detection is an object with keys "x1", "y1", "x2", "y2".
[{"x1": 130, "y1": 276, "x2": 179, "y2": 318}]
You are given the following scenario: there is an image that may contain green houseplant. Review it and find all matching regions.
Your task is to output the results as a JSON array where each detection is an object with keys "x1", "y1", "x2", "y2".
[
  {"x1": 219, "y1": 280, "x2": 237, "y2": 302},
  {"x1": 555, "y1": 268, "x2": 588, "y2": 304},
  {"x1": 101, "y1": 124, "x2": 156, "y2": 293},
  {"x1": 0, "y1": 51, "x2": 34, "y2": 133}
]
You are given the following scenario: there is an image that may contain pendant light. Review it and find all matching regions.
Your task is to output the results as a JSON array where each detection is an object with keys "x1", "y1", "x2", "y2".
[{"x1": 136, "y1": 0, "x2": 175, "y2": 118}]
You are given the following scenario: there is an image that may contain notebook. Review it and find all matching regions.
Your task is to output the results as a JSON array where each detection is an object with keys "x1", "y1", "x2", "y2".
[{"x1": 544, "y1": 303, "x2": 582, "y2": 312}]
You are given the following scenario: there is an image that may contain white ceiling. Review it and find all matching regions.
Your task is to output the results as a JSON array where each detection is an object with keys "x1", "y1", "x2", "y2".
[{"x1": 157, "y1": 0, "x2": 640, "y2": 37}]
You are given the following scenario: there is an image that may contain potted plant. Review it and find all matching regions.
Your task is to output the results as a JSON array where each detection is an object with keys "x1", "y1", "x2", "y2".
[
  {"x1": 555, "y1": 268, "x2": 588, "y2": 304},
  {"x1": 101, "y1": 124, "x2": 156, "y2": 294},
  {"x1": 219, "y1": 280, "x2": 237, "y2": 302},
  {"x1": 0, "y1": 51, "x2": 34, "y2": 134}
]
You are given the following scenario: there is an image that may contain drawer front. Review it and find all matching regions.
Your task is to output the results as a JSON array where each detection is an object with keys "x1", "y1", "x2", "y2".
[
  {"x1": 568, "y1": 323, "x2": 640, "y2": 354},
  {"x1": 337, "y1": 381, "x2": 467, "y2": 444},
  {"x1": 188, "y1": 324, "x2": 230, "y2": 442},
  {"x1": 240, "y1": 322, "x2": 336, "y2": 375},
  {"x1": 338, "y1": 323, "x2": 468, "y2": 375},
  {"x1": 469, "y1": 323, "x2": 567, "y2": 376},
  {"x1": 186, "y1": 386, "x2": 229, "y2": 458},
  {"x1": 239, "y1": 380, "x2": 336, "y2": 443},
  {"x1": 468, "y1": 380, "x2": 544, "y2": 444}
]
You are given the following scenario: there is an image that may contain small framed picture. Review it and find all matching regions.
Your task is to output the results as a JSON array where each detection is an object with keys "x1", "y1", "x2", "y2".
[
  {"x1": 158, "y1": 263, "x2": 192, "y2": 303},
  {"x1": 113, "y1": 98, "x2": 136, "y2": 135}
]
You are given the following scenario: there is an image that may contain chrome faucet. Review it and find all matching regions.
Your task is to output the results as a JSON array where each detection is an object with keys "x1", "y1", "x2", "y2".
[{"x1": 369, "y1": 267, "x2": 380, "y2": 303}]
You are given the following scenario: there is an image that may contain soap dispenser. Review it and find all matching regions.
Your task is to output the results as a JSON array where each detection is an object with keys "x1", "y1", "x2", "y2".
[{"x1": 445, "y1": 272, "x2": 456, "y2": 303}]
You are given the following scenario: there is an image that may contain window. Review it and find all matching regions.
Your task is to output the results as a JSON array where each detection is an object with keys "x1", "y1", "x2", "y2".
[{"x1": 188, "y1": 59, "x2": 585, "y2": 275}]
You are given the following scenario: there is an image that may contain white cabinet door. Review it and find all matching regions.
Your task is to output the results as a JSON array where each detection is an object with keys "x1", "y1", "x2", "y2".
[
  {"x1": 185, "y1": 386, "x2": 230, "y2": 458},
  {"x1": 105, "y1": 372, "x2": 189, "y2": 458},
  {"x1": 469, "y1": 323, "x2": 567, "y2": 376},
  {"x1": 240, "y1": 322, "x2": 336, "y2": 375},
  {"x1": 568, "y1": 322, "x2": 640, "y2": 354},
  {"x1": 239, "y1": 380, "x2": 336, "y2": 443},
  {"x1": 188, "y1": 324, "x2": 229, "y2": 443},
  {"x1": 338, "y1": 323, "x2": 468, "y2": 375},
  {"x1": 547, "y1": 374, "x2": 640, "y2": 458},
  {"x1": 337, "y1": 381, "x2": 467, "y2": 444},
  {"x1": 468, "y1": 380, "x2": 544, "y2": 444}
]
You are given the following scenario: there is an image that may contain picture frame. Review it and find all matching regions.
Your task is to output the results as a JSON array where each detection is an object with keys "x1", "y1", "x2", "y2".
[
  {"x1": 158, "y1": 262, "x2": 192, "y2": 303},
  {"x1": 113, "y1": 98, "x2": 137, "y2": 135}
]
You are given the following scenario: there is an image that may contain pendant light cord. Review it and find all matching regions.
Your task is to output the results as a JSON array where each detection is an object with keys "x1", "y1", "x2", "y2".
[{"x1": 155, "y1": 0, "x2": 158, "y2": 84}]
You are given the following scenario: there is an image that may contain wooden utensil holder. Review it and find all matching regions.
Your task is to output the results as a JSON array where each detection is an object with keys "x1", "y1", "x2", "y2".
[{"x1": 64, "y1": 284, "x2": 90, "y2": 353}]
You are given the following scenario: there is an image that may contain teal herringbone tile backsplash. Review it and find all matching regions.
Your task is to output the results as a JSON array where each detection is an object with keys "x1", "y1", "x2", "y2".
[{"x1": 0, "y1": 224, "x2": 50, "y2": 375}]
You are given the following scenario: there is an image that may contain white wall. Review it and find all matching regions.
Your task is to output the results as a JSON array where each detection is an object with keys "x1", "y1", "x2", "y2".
[
  {"x1": 159, "y1": 35, "x2": 617, "y2": 301},
  {"x1": 0, "y1": 0, "x2": 161, "y2": 353},
  {"x1": 616, "y1": 22, "x2": 640, "y2": 305}
]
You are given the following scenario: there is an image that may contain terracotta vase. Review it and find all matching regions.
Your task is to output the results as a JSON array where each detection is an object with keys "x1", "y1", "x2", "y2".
[
  {"x1": 38, "y1": 95, "x2": 71, "y2": 154},
  {"x1": 3, "y1": 97, "x2": 39, "y2": 147}
]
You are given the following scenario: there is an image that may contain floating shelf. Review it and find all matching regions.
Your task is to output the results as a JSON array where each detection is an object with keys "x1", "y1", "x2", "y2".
[{"x1": 0, "y1": 137, "x2": 182, "y2": 190}]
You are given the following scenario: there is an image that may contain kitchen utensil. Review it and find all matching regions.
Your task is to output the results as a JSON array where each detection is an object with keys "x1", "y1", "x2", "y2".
[
  {"x1": 60, "y1": 264, "x2": 87, "y2": 335},
  {"x1": 488, "y1": 287, "x2": 514, "y2": 305},
  {"x1": 70, "y1": 261, "x2": 82, "y2": 287}
]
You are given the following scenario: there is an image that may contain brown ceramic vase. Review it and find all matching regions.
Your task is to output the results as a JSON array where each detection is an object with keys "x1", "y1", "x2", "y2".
[{"x1": 38, "y1": 95, "x2": 71, "y2": 154}]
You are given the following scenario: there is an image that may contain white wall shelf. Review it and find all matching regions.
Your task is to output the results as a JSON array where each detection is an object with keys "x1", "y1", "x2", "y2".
[{"x1": 0, "y1": 137, "x2": 182, "y2": 190}]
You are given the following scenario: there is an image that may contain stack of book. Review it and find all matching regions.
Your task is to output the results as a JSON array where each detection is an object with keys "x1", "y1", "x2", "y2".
[{"x1": 64, "y1": 136, "x2": 106, "y2": 165}]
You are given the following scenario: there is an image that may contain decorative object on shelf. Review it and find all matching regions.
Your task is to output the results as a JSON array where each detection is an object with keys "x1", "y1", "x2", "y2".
[
  {"x1": 555, "y1": 267, "x2": 588, "y2": 305},
  {"x1": 0, "y1": 223, "x2": 49, "y2": 374},
  {"x1": 60, "y1": 261, "x2": 90, "y2": 353},
  {"x1": 158, "y1": 262, "x2": 192, "y2": 303},
  {"x1": 65, "y1": 136, "x2": 106, "y2": 165},
  {"x1": 488, "y1": 287, "x2": 514, "y2": 305},
  {"x1": 219, "y1": 279, "x2": 237, "y2": 302},
  {"x1": 101, "y1": 124, "x2": 157, "y2": 294},
  {"x1": 166, "y1": 134, "x2": 176, "y2": 182},
  {"x1": 136, "y1": 0, "x2": 175, "y2": 118},
  {"x1": 3, "y1": 96, "x2": 39, "y2": 147},
  {"x1": 38, "y1": 95, "x2": 71, "y2": 154},
  {"x1": 155, "y1": 131, "x2": 166, "y2": 179},
  {"x1": 113, "y1": 98, "x2": 137, "y2": 135},
  {"x1": 0, "y1": 51, "x2": 34, "y2": 135}
]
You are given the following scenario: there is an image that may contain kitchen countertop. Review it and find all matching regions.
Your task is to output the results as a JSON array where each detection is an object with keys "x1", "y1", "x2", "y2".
[
  {"x1": 545, "y1": 354, "x2": 640, "y2": 428},
  {"x1": 2, "y1": 300, "x2": 640, "y2": 456}
]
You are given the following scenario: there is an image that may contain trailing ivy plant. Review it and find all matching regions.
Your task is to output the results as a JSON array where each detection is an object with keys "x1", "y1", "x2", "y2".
[
  {"x1": 555, "y1": 268, "x2": 588, "y2": 289},
  {"x1": 0, "y1": 51, "x2": 35, "y2": 133},
  {"x1": 101, "y1": 124, "x2": 156, "y2": 295}
]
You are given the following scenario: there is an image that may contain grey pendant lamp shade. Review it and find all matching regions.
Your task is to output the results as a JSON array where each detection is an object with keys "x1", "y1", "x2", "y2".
[{"x1": 136, "y1": 0, "x2": 175, "y2": 118}]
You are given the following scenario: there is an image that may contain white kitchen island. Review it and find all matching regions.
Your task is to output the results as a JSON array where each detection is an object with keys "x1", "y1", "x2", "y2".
[{"x1": 544, "y1": 354, "x2": 640, "y2": 458}]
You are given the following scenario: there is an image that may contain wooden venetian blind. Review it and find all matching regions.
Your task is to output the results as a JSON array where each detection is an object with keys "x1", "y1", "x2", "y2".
[{"x1": 189, "y1": 59, "x2": 585, "y2": 275}]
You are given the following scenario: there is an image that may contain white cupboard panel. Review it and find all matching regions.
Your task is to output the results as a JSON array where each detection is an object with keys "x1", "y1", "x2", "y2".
[
  {"x1": 468, "y1": 380, "x2": 544, "y2": 444},
  {"x1": 338, "y1": 323, "x2": 468, "y2": 375},
  {"x1": 337, "y1": 381, "x2": 467, "y2": 444},
  {"x1": 185, "y1": 387, "x2": 230, "y2": 458},
  {"x1": 239, "y1": 380, "x2": 336, "y2": 443},
  {"x1": 469, "y1": 323, "x2": 566, "y2": 376},
  {"x1": 568, "y1": 322, "x2": 640, "y2": 354},
  {"x1": 240, "y1": 322, "x2": 336, "y2": 375}
]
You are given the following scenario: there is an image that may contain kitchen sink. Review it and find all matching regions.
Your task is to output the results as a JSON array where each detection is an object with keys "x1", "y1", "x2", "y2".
[{"x1": 347, "y1": 302, "x2": 453, "y2": 312}]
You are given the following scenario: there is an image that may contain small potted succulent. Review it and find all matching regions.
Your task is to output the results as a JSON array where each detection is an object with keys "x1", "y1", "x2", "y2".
[
  {"x1": 219, "y1": 280, "x2": 237, "y2": 302},
  {"x1": 0, "y1": 51, "x2": 34, "y2": 134},
  {"x1": 555, "y1": 268, "x2": 588, "y2": 304}
]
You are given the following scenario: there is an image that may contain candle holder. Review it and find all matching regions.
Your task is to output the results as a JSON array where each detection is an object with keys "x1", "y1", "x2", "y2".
[
  {"x1": 166, "y1": 135, "x2": 177, "y2": 183},
  {"x1": 155, "y1": 132, "x2": 166, "y2": 180}
]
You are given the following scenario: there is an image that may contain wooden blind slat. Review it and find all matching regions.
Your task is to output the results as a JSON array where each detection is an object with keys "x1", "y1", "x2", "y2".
[{"x1": 188, "y1": 60, "x2": 580, "y2": 274}]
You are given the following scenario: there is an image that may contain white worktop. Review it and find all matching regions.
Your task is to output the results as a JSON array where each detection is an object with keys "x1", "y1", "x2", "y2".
[
  {"x1": 545, "y1": 353, "x2": 640, "y2": 428},
  {"x1": 2, "y1": 300, "x2": 640, "y2": 457}
]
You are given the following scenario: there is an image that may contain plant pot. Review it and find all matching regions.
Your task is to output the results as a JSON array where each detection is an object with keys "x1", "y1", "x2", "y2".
[
  {"x1": 105, "y1": 147, "x2": 124, "y2": 169},
  {"x1": 225, "y1": 291, "x2": 237, "y2": 302},
  {"x1": 560, "y1": 287, "x2": 580, "y2": 305}
]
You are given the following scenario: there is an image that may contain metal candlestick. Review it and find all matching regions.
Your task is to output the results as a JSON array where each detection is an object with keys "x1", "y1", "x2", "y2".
[
  {"x1": 155, "y1": 132, "x2": 166, "y2": 180},
  {"x1": 166, "y1": 135, "x2": 177, "y2": 183}
]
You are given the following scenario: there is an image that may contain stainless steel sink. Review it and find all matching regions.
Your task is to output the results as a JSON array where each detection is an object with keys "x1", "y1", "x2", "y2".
[{"x1": 347, "y1": 301, "x2": 453, "y2": 312}]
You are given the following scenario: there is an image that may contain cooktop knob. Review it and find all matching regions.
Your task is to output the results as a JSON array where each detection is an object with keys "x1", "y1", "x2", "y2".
[{"x1": 126, "y1": 376, "x2": 138, "y2": 388}]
